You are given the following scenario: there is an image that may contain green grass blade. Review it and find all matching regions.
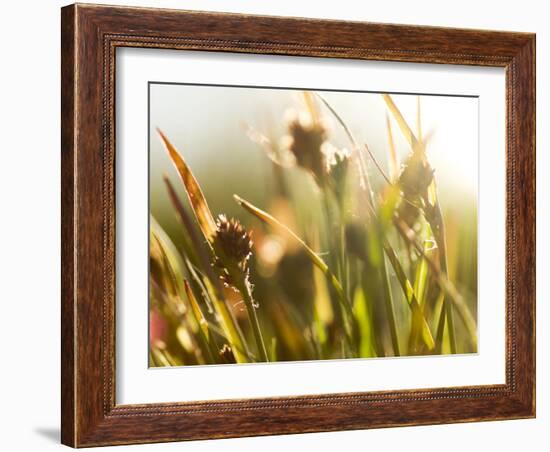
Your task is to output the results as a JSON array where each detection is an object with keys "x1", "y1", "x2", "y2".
[
  {"x1": 184, "y1": 280, "x2": 210, "y2": 340},
  {"x1": 269, "y1": 337, "x2": 278, "y2": 362},
  {"x1": 183, "y1": 280, "x2": 221, "y2": 363},
  {"x1": 150, "y1": 215, "x2": 186, "y2": 295},
  {"x1": 353, "y1": 287, "x2": 377, "y2": 358},
  {"x1": 394, "y1": 218, "x2": 476, "y2": 348},
  {"x1": 383, "y1": 241, "x2": 435, "y2": 351},
  {"x1": 409, "y1": 238, "x2": 430, "y2": 352},
  {"x1": 414, "y1": 254, "x2": 429, "y2": 307}
]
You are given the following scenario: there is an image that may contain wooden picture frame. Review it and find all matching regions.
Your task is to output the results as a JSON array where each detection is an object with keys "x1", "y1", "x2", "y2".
[{"x1": 61, "y1": 3, "x2": 535, "y2": 447}]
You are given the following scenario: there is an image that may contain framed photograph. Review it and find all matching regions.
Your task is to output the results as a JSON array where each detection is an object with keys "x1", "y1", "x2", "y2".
[{"x1": 61, "y1": 4, "x2": 535, "y2": 447}]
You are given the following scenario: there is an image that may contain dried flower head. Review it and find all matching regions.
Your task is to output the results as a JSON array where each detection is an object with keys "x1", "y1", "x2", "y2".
[
  {"x1": 395, "y1": 150, "x2": 435, "y2": 228},
  {"x1": 398, "y1": 152, "x2": 434, "y2": 198},
  {"x1": 212, "y1": 214, "x2": 254, "y2": 288},
  {"x1": 326, "y1": 146, "x2": 351, "y2": 203},
  {"x1": 285, "y1": 111, "x2": 329, "y2": 186}
]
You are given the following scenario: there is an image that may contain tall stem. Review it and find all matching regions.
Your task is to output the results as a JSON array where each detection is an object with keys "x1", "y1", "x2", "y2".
[
  {"x1": 339, "y1": 223, "x2": 350, "y2": 301},
  {"x1": 322, "y1": 192, "x2": 354, "y2": 353},
  {"x1": 238, "y1": 279, "x2": 269, "y2": 362}
]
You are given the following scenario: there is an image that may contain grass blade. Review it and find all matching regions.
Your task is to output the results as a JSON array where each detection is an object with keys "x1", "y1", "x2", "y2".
[
  {"x1": 183, "y1": 280, "x2": 209, "y2": 340},
  {"x1": 385, "y1": 114, "x2": 400, "y2": 182},
  {"x1": 394, "y1": 218, "x2": 476, "y2": 348},
  {"x1": 430, "y1": 199, "x2": 457, "y2": 353},
  {"x1": 186, "y1": 259, "x2": 251, "y2": 363},
  {"x1": 409, "y1": 238, "x2": 430, "y2": 353},
  {"x1": 150, "y1": 215, "x2": 187, "y2": 297},
  {"x1": 381, "y1": 96, "x2": 457, "y2": 352},
  {"x1": 383, "y1": 241, "x2": 435, "y2": 351},
  {"x1": 157, "y1": 128, "x2": 217, "y2": 241},
  {"x1": 235, "y1": 195, "x2": 344, "y2": 299},
  {"x1": 382, "y1": 94, "x2": 420, "y2": 151},
  {"x1": 183, "y1": 280, "x2": 221, "y2": 363},
  {"x1": 158, "y1": 130, "x2": 259, "y2": 361},
  {"x1": 353, "y1": 287, "x2": 377, "y2": 358},
  {"x1": 315, "y1": 93, "x2": 371, "y2": 198}
]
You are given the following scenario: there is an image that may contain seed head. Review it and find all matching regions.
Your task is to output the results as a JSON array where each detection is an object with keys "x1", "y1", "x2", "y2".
[
  {"x1": 396, "y1": 151, "x2": 435, "y2": 228},
  {"x1": 212, "y1": 214, "x2": 253, "y2": 287},
  {"x1": 398, "y1": 152, "x2": 434, "y2": 198},
  {"x1": 327, "y1": 146, "x2": 351, "y2": 203},
  {"x1": 286, "y1": 112, "x2": 329, "y2": 186}
]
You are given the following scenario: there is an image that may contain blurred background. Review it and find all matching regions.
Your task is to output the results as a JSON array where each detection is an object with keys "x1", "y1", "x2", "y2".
[{"x1": 150, "y1": 84, "x2": 478, "y2": 223}]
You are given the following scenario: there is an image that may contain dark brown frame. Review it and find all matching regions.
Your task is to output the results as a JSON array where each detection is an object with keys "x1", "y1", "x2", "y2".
[{"x1": 61, "y1": 3, "x2": 536, "y2": 447}]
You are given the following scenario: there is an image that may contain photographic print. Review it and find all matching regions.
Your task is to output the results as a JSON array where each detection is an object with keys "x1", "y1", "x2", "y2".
[{"x1": 148, "y1": 83, "x2": 478, "y2": 367}]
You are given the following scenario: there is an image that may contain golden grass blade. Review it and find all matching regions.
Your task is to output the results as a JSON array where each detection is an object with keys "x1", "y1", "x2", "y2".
[
  {"x1": 157, "y1": 128, "x2": 217, "y2": 241},
  {"x1": 385, "y1": 114, "x2": 400, "y2": 182},
  {"x1": 163, "y1": 175, "x2": 223, "y2": 304},
  {"x1": 382, "y1": 94, "x2": 420, "y2": 152},
  {"x1": 234, "y1": 194, "x2": 343, "y2": 295}
]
